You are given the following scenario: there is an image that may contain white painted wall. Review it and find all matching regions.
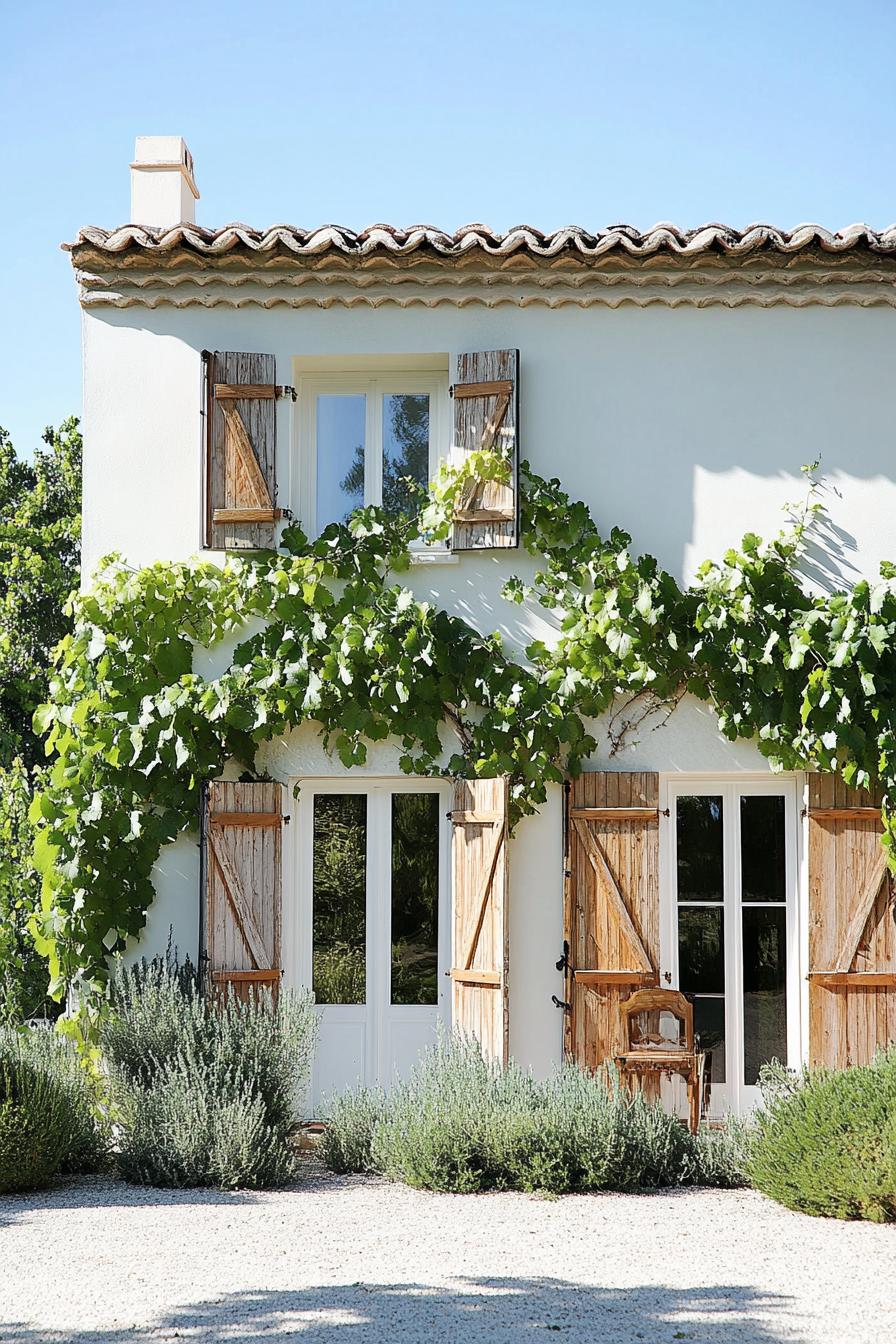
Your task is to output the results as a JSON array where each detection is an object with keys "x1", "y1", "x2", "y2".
[
  {"x1": 83, "y1": 301, "x2": 896, "y2": 591},
  {"x1": 89, "y1": 295, "x2": 896, "y2": 1077}
]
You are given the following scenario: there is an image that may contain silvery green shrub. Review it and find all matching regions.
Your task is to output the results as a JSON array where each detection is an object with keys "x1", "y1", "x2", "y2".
[
  {"x1": 9, "y1": 1025, "x2": 106, "y2": 1174},
  {"x1": 324, "y1": 1032, "x2": 750, "y2": 1195},
  {"x1": 0, "y1": 1026, "x2": 104, "y2": 1192},
  {"x1": 321, "y1": 1086, "x2": 386, "y2": 1174},
  {"x1": 103, "y1": 958, "x2": 317, "y2": 1190},
  {"x1": 750, "y1": 1051, "x2": 896, "y2": 1221}
]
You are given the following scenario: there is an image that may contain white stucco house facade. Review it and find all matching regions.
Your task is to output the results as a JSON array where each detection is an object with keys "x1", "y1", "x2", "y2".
[{"x1": 65, "y1": 136, "x2": 896, "y2": 1115}]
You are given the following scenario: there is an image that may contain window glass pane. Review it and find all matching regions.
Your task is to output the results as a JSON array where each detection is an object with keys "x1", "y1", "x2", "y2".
[
  {"x1": 316, "y1": 394, "x2": 365, "y2": 529},
  {"x1": 743, "y1": 906, "x2": 787, "y2": 1085},
  {"x1": 676, "y1": 795, "x2": 724, "y2": 901},
  {"x1": 741, "y1": 795, "x2": 786, "y2": 903},
  {"x1": 391, "y1": 793, "x2": 439, "y2": 1005},
  {"x1": 312, "y1": 794, "x2": 366, "y2": 1004},
  {"x1": 382, "y1": 393, "x2": 430, "y2": 516},
  {"x1": 678, "y1": 906, "x2": 725, "y2": 994}
]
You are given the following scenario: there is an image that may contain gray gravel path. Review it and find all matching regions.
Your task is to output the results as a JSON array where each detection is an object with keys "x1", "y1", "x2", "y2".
[{"x1": 1, "y1": 1163, "x2": 894, "y2": 1343}]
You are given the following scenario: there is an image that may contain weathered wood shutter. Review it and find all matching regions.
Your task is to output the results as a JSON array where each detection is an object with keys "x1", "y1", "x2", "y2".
[
  {"x1": 450, "y1": 777, "x2": 510, "y2": 1061},
  {"x1": 807, "y1": 774, "x2": 896, "y2": 1067},
  {"x1": 451, "y1": 349, "x2": 519, "y2": 550},
  {"x1": 202, "y1": 781, "x2": 283, "y2": 1002},
  {"x1": 564, "y1": 773, "x2": 661, "y2": 1075},
  {"x1": 203, "y1": 351, "x2": 291, "y2": 550}
]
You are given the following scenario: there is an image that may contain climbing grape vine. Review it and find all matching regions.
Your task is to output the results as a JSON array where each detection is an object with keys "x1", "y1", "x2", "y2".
[{"x1": 30, "y1": 453, "x2": 896, "y2": 1034}]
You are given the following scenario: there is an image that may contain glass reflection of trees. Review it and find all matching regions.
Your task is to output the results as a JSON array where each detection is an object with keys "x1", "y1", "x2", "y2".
[
  {"x1": 340, "y1": 394, "x2": 430, "y2": 517},
  {"x1": 391, "y1": 793, "x2": 439, "y2": 1005},
  {"x1": 312, "y1": 794, "x2": 367, "y2": 1005}
]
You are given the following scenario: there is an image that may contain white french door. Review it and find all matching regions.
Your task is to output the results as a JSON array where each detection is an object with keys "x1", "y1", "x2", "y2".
[
  {"x1": 662, "y1": 777, "x2": 801, "y2": 1116},
  {"x1": 286, "y1": 779, "x2": 450, "y2": 1115}
]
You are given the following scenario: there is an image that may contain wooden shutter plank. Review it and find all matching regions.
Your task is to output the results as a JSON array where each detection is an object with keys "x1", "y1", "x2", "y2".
[
  {"x1": 210, "y1": 811, "x2": 282, "y2": 829},
  {"x1": 206, "y1": 352, "x2": 279, "y2": 550},
  {"x1": 202, "y1": 781, "x2": 282, "y2": 1003},
  {"x1": 461, "y1": 823, "x2": 506, "y2": 970},
  {"x1": 808, "y1": 807, "x2": 883, "y2": 821},
  {"x1": 450, "y1": 777, "x2": 509, "y2": 1061},
  {"x1": 452, "y1": 349, "x2": 519, "y2": 550},
  {"x1": 221, "y1": 403, "x2": 275, "y2": 510},
  {"x1": 214, "y1": 383, "x2": 278, "y2": 400},
  {"x1": 452, "y1": 379, "x2": 513, "y2": 400},
  {"x1": 571, "y1": 807, "x2": 660, "y2": 821},
  {"x1": 833, "y1": 846, "x2": 888, "y2": 973},
  {"x1": 212, "y1": 508, "x2": 283, "y2": 525},
  {"x1": 809, "y1": 972, "x2": 896, "y2": 987},
  {"x1": 452, "y1": 507, "x2": 516, "y2": 524},
  {"x1": 807, "y1": 774, "x2": 895, "y2": 1067},
  {"x1": 209, "y1": 827, "x2": 271, "y2": 970},
  {"x1": 449, "y1": 969, "x2": 502, "y2": 985},
  {"x1": 565, "y1": 773, "x2": 661, "y2": 1085},
  {"x1": 571, "y1": 816, "x2": 654, "y2": 974}
]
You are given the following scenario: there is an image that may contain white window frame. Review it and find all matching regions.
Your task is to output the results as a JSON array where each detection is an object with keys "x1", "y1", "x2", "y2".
[{"x1": 294, "y1": 371, "x2": 449, "y2": 541}]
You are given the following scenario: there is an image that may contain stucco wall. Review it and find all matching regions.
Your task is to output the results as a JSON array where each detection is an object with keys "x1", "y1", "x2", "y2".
[
  {"x1": 90, "y1": 296, "x2": 895, "y2": 1076},
  {"x1": 83, "y1": 301, "x2": 896, "y2": 591}
]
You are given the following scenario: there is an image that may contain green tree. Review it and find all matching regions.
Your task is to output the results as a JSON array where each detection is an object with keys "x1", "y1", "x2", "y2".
[
  {"x1": 0, "y1": 418, "x2": 81, "y2": 1020},
  {"x1": 0, "y1": 418, "x2": 82, "y2": 768}
]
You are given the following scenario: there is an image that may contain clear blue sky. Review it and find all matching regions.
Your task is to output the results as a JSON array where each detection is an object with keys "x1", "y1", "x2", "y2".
[{"x1": 3, "y1": 0, "x2": 895, "y2": 452}]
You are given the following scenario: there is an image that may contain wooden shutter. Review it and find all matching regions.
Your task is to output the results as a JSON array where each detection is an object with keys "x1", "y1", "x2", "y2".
[
  {"x1": 564, "y1": 773, "x2": 661, "y2": 1078},
  {"x1": 202, "y1": 781, "x2": 283, "y2": 1002},
  {"x1": 450, "y1": 777, "x2": 510, "y2": 1061},
  {"x1": 807, "y1": 774, "x2": 896, "y2": 1067},
  {"x1": 451, "y1": 349, "x2": 519, "y2": 550},
  {"x1": 204, "y1": 351, "x2": 288, "y2": 550}
]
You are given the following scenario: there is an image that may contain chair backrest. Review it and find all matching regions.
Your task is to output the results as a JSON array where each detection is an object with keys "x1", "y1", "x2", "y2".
[{"x1": 620, "y1": 988, "x2": 694, "y2": 1052}]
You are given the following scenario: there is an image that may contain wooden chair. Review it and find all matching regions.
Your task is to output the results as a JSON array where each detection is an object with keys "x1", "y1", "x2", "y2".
[{"x1": 614, "y1": 988, "x2": 710, "y2": 1134}]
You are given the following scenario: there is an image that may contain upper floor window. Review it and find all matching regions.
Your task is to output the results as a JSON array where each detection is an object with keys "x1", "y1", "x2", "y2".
[{"x1": 296, "y1": 371, "x2": 448, "y2": 537}]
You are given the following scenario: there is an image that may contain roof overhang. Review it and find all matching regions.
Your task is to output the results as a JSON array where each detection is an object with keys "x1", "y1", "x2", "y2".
[{"x1": 63, "y1": 221, "x2": 896, "y2": 311}]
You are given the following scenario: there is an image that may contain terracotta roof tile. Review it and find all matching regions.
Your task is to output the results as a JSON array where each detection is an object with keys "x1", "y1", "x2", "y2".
[{"x1": 64, "y1": 221, "x2": 896, "y2": 261}]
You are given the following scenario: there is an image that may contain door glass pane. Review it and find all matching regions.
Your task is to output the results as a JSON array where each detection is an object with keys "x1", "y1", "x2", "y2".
[
  {"x1": 316, "y1": 394, "x2": 366, "y2": 529},
  {"x1": 676, "y1": 795, "x2": 724, "y2": 901},
  {"x1": 743, "y1": 906, "x2": 787, "y2": 1085},
  {"x1": 691, "y1": 997, "x2": 726, "y2": 1083},
  {"x1": 678, "y1": 910, "x2": 726, "y2": 1081},
  {"x1": 382, "y1": 394, "x2": 430, "y2": 516},
  {"x1": 741, "y1": 795, "x2": 786, "y2": 902},
  {"x1": 391, "y1": 793, "x2": 439, "y2": 1005},
  {"x1": 677, "y1": 795, "x2": 726, "y2": 1083},
  {"x1": 312, "y1": 794, "x2": 367, "y2": 1004},
  {"x1": 678, "y1": 907, "x2": 724, "y2": 993}
]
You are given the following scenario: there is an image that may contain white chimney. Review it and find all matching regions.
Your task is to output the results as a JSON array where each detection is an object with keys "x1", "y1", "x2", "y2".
[{"x1": 130, "y1": 136, "x2": 199, "y2": 229}]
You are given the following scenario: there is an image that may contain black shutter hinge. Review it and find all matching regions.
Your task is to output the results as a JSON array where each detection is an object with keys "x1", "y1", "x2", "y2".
[
  {"x1": 275, "y1": 385, "x2": 297, "y2": 402},
  {"x1": 552, "y1": 995, "x2": 571, "y2": 1012},
  {"x1": 555, "y1": 940, "x2": 570, "y2": 974}
]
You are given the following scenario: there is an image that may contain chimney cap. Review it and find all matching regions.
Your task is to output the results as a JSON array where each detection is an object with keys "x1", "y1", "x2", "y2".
[{"x1": 130, "y1": 136, "x2": 199, "y2": 201}]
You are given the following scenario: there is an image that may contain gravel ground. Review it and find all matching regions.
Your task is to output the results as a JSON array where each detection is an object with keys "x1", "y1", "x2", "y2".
[{"x1": 1, "y1": 1163, "x2": 895, "y2": 1344}]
